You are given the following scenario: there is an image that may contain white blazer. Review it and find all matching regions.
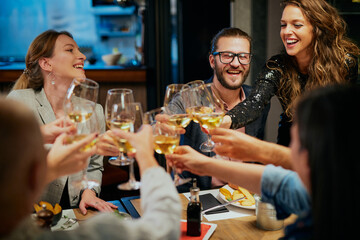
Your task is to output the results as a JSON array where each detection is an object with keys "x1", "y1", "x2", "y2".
[{"x1": 7, "y1": 88, "x2": 104, "y2": 207}]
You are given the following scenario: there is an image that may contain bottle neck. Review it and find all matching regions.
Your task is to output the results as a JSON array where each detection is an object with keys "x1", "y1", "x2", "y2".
[{"x1": 190, "y1": 191, "x2": 200, "y2": 203}]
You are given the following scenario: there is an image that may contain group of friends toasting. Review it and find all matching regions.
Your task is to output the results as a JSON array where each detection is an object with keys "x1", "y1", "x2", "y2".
[{"x1": 1, "y1": 0, "x2": 359, "y2": 239}]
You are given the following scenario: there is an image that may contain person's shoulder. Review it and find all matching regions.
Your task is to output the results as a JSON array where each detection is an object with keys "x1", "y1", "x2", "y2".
[
  {"x1": 95, "y1": 102, "x2": 104, "y2": 111},
  {"x1": 95, "y1": 103, "x2": 105, "y2": 119},
  {"x1": 7, "y1": 88, "x2": 36, "y2": 100},
  {"x1": 267, "y1": 54, "x2": 287, "y2": 68}
]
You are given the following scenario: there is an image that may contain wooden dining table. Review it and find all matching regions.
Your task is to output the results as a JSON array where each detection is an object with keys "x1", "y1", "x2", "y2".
[
  {"x1": 129, "y1": 193, "x2": 296, "y2": 240},
  {"x1": 69, "y1": 194, "x2": 296, "y2": 240}
]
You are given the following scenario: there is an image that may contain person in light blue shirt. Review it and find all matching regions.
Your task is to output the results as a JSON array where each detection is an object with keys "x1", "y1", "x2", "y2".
[{"x1": 167, "y1": 85, "x2": 360, "y2": 239}]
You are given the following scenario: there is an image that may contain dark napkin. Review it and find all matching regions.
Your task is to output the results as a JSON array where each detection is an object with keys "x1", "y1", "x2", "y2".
[{"x1": 199, "y1": 193, "x2": 229, "y2": 215}]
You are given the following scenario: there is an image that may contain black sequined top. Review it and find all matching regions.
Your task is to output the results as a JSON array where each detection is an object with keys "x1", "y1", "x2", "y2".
[{"x1": 227, "y1": 53, "x2": 359, "y2": 146}]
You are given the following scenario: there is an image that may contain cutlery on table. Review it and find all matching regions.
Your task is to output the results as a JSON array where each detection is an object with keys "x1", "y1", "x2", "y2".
[{"x1": 201, "y1": 196, "x2": 245, "y2": 215}]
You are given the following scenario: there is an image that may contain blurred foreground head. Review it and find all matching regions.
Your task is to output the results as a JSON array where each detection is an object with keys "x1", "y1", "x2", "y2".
[
  {"x1": 0, "y1": 97, "x2": 47, "y2": 235},
  {"x1": 294, "y1": 85, "x2": 360, "y2": 239}
]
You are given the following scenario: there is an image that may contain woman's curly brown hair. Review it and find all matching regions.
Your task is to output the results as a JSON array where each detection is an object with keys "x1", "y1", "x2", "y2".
[{"x1": 274, "y1": 0, "x2": 359, "y2": 119}]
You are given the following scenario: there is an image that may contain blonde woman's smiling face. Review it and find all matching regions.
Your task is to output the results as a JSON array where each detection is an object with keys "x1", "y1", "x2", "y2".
[{"x1": 48, "y1": 34, "x2": 86, "y2": 82}]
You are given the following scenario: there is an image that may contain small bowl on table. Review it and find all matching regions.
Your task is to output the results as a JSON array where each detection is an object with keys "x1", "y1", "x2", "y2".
[{"x1": 102, "y1": 53, "x2": 122, "y2": 66}]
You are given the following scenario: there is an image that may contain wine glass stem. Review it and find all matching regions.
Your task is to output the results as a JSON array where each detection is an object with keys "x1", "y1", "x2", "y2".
[
  {"x1": 119, "y1": 152, "x2": 127, "y2": 161},
  {"x1": 206, "y1": 134, "x2": 212, "y2": 144},
  {"x1": 172, "y1": 166, "x2": 179, "y2": 181},
  {"x1": 128, "y1": 158, "x2": 136, "y2": 184},
  {"x1": 81, "y1": 157, "x2": 90, "y2": 188}
]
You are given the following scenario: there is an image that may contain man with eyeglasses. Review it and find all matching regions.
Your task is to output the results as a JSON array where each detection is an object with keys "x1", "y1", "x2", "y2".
[{"x1": 176, "y1": 27, "x2": 270, "y2": 192}]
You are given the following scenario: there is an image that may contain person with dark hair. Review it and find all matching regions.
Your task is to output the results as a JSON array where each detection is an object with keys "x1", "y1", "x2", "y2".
[
  {"x1": 168, "y1": 85, "x2": 360, "y2": 239},
  {"x1": 7, "y1": 30, "x2": 117, "y2": 214},
  {"x1": 222, "y1": 0, "x2": 359, "y2": 146},
  {"x1": 0, "y1": 97, "x2": 181, "y2": 239},
  {"x1": 169, "y1": 27, "x2": 269, "y2": 192}
]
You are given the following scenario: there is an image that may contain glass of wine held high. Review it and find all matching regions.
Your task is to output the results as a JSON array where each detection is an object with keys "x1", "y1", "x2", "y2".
[
  {"x1": 63, "y1": 77, "x2": 100, "y2": 189},
  {"x1": 144, "y1": 107, "x2": 191, "y2": 186},
  {"x1": 110, "y1": 102, "x2": 143, "y2": 190},
  {"x1": 105, "y1": 88, "x2": 135, "y2": 166},
  {"x1": 182, "y1": 83, "x2": 225, "y2": 153},
  {"x1": 163, "y1": 83, "x2": 192, "y2": 129}
]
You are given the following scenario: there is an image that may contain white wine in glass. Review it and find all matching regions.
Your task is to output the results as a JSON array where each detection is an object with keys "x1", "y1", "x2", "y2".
[
  {"x1": 114, "y1": 102, "x2": 143, "y2": 190},
  {"x1": 109, "y1": 104, "x2": 136, "y2": 155},
  {"x1": 144, "y1": 107, "x2": 191, "y2": 186},
  {"x1": 105, "y1": 88, "x2": 135, "y2": 166},
  {"x1": 153, "y1": 135, "x2": 180, "y2": 155},
  {"x1": 63, "y1": 77, "x2": 100, "y2": 189},
  {"x1": 167, "y1": 114, "x2": 192, "y2": 128},
  {"x1": 182, "y1": 83, "x2": 225, "y2": 152},
  {"x1": 110, "y1": 119, "x2": 136, "y2": 154},
  {"x1": 163, "y1": 84, "x2": 192, "y2": 129}
]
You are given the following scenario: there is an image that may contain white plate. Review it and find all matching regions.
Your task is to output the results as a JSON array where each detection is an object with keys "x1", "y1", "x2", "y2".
[{"x1": 218, "y1": 185, "x2": 256, "y2": 210}]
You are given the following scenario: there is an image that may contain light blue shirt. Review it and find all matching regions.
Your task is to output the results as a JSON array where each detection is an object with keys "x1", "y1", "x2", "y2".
[{"x1": 261, "y1": 165, "x2": 311, "y2": 219}]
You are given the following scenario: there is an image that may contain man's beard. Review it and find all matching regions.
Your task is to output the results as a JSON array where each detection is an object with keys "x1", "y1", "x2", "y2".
[{"x1": 214, "y1": 63, "x2": 250, "y2": 90}]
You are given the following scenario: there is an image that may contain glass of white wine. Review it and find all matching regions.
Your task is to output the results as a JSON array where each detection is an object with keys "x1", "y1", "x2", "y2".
[
  {"x1": 105, "y1": 88, "x2": 135, "y2": 166},
  {"x1": 63, "y1": 77, "x2": 100, "y2": 189},
  {"x1": 110, "y1": 102, "x2": 143, "y2": 190},
  {"x1": 144, "y1": 107, "x2": 191, "y2": 186},
  {"x1": 163, "y1": 83, "x2": 192, "y2": 129},
  {"x1": 182, "y1": 83, "x2": 225, "y2": 152}
]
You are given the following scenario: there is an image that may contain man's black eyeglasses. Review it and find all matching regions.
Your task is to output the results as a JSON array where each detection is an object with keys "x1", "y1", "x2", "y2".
[{"x1": 212, "y1": 52, "x2": 252, "y2": 65}]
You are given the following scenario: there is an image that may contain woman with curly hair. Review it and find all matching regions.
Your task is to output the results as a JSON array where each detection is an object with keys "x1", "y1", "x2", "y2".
[{"x1": 223, "y1": 0, "x2": 359, "y2": 146}]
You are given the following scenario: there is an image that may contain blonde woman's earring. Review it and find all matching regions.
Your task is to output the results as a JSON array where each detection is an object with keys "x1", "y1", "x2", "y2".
[{"x1": 48, "y1": 72, "x2": 55, "y2": 85}]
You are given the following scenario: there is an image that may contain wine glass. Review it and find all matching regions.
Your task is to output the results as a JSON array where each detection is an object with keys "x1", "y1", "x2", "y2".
[
  {"x1": 163, "y1": 83, "x2": 192, "y2": 128},
  {"x1": 63, "y1": 77, "x2": 100, "y2": 189},
  {"x1": 182, "y1": 83, "x2": 225, "y2": 152},
  {"x1": 144, "y1": 107, "x2": 191, "y2": 186},
  {"x1": 111, "y1": 102, "x2": 143, "y2": 191},
  {"x1": 163, "y1": 84, "x2": 193, "y2": 185},
  {"x1": 105, "y1": 88, "x2": 135, "y2": 166}
]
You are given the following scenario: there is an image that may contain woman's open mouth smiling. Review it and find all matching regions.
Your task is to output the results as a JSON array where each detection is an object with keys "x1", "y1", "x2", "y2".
[{"x1": 285, "y1": 38, "x2": 299, "y2": 47}]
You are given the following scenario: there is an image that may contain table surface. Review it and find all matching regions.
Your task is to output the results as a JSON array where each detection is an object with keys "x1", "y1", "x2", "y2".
[
  {"x1": 70, "y1": 194, "x2": 296, "y2": 240},
  {"x1": 130, "y1": 194, "x2": 296, "y2": 240}
]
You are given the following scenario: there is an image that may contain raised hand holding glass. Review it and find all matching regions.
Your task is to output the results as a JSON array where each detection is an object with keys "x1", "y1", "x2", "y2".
[
  {"x1": 144, "y1": 107, "x2": 191, "y2": 186},
  {"x1": 63, "y1": 77, "x2": 100, "y2": 189}
]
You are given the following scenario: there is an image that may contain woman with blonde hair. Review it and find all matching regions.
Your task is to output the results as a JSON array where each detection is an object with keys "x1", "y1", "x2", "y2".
[
  {"x1": 7, "y1": 29, "x2": 117, "y2": 214},
  {"x1": 223, "y1": 0, "x2": 359, "y2": 146}
]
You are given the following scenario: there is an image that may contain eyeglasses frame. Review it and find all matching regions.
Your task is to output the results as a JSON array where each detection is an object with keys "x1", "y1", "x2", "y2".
[{"x1": 212, "y1": 51, "x2": 252, "y2": 65}]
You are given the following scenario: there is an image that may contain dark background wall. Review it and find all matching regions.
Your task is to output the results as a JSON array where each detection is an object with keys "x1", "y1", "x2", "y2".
[{"x1": 177, "y1": 0, "x2": 231, "y2": 84}]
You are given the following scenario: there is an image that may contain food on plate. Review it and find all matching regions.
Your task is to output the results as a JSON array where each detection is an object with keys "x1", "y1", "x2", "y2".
[
  {"x1": 232, "y1": 190, "x2": 245, "y2": 200},
  {"x1": 34, "y1": 201, "x2": 63, "y2": 226},
  {"x1": 238, "y1": 186, "x2": 255, "y2": 205},
  {"x1": 219, "y1": 187, "x2": 232, "y2": 201},
  {"x1": 239, "y1": 199, "x2": 253, "y2": 206},
  {"x1": 34, "y1": 201, "x2": 62, "y2": 215},
  {"x1": 37, "y1": 201, "x2": 54, "y2": 213},
  {"x1": 53, "y1": 203, "x2": 62, "y2": 215},
  {"x1": 220, "y1": 185, "x2": 255, "y2": 207}
]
